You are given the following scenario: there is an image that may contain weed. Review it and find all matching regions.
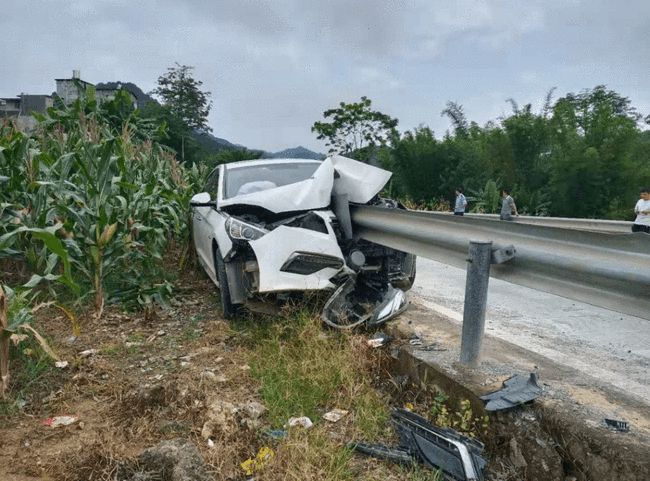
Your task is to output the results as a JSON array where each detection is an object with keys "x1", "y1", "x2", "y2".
[
  {"x1": 428, "y1": 391, "x2": 489, "y2": 438},
  {"x1": 178, "y1": 315, "x2": 202, "y2": 342},
  {"x1": 4, "y1": 334, "x2": 57, "y2": 410},
  {"x1": 400, "y1": 463, "x2": 444, "y2": 481},
  {"x1": 101, "y1": 343, "x2": 122, "y2": 357},
  {"x1": 126, "y1": 332, "x2": 146, "y2": 343},
  {"x1": 248, "y1": 311, "x2": 356, "y2": 425},
  {"x1": 351, "y1": 388, "x2": 391, "y2": 441},
  {"x1": 267, "y1": 428, "x2": 356, "y2": 481}
]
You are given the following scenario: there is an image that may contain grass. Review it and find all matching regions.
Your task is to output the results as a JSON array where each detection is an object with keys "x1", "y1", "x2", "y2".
[
  {"x1": 0, "y1": 336, "x2": 58, "y2": 416},
  {"x1": 246, "y1": 310, "x2": 384, "y2": 429},
  {"x1": 178, "y1": 314, "x2": 203, "y2": 342},
  {"x1": 236, "y1": 309, "x2": 443, "y2": 480}
]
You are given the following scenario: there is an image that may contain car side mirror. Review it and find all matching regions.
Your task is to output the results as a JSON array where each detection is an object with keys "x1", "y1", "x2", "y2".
[{"x1": 190, "y1": 192, "x2": 216, "y2": 207}]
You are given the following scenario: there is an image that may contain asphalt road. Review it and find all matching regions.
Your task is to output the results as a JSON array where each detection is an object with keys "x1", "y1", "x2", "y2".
[{"x1": 411, "y1": 257, "x2": 650, "y2": 404}]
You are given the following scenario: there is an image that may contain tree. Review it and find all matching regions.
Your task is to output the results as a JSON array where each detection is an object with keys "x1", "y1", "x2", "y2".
[
  {"x1": 548, "y1": 86, "x2": 641, "y2": 218},
  {"x1": 441, "y1": 101, "x2": 469, "y2": 138},
  {"x1": 151, "y1": 64, "x2": 212, "y2": 132},
  {"x1": 501, "y1": 101, "x2": 551, "y2": 193},
  {"x1": 151, "y1": 64, "x2": 213, "y2": 163},
  {"x1": 311, "y1": 96, "x2": 398, "y2": 159}
]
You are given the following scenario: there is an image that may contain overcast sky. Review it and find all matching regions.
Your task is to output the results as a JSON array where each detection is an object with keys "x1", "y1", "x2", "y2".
[{"x1": 2, "y1": 0, "x2": 649, "y2": 152}]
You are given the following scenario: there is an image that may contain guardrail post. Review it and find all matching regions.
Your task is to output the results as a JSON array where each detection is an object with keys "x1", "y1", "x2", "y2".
[{"x1": 460, "y1": 241, "x2": 493, "y2": 367}]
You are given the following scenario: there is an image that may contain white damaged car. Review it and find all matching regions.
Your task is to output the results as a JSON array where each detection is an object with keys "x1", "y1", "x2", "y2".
[{"x1": 190, "y1": 155, "x2": 416, "y2": 329}]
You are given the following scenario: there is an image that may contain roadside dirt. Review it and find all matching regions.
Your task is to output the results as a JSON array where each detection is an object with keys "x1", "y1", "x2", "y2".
[
  {"x1": 3, "y1": 266, "x2": 649, "y2": 480},
  {"x1": 0, "y1": 270, "x2": 260, "y2": 480},
  {"x1": 0, "y1": 267, "x2": 430, "y2": 481}
]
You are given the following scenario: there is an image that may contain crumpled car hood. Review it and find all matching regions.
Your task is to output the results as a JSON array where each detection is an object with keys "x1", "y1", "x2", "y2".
[
  {"x1": 330, "y1": 155, "x2": 392, "y2": 204},
  {"x1": 218, "y1": 155, "x2": 392, "y2": 214}
]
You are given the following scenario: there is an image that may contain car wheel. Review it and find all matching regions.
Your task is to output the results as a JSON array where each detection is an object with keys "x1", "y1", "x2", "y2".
[
  {"x1": 214, "y1": 248, "x2": 239, "y2": 320},
  {"x1": 407, "y1": 255, "x2": 417, "y2": 287},
  {"x1": 391, "y1": 254, "x2": 416, "y2": 290}
]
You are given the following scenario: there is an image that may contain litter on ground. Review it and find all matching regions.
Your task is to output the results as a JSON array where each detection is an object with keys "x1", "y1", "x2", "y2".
[
  {"x1": 367, "y1": 332, "x2": 391, "y2": 348},
  {"x1": 287, "y1": 416, "x2": 313, "y2": 429},
  {"x1": 240, "y1": 446, "x2": 275, "y2": 476},
  {"x1": 41, "y1": 415, "x2": 78, "y2": 427},
  {"x1": 323, "y1": 408, "x2": 349, "y2": 423}
]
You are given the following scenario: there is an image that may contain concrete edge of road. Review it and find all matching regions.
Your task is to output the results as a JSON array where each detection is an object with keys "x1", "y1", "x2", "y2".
[{"x1": 384, "y1": 299, "x2": 650, "y2": 479}]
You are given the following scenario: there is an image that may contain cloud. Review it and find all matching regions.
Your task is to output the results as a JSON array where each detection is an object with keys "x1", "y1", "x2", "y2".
[{"x1": 1, "y1": 0, "x2": 649, "y2": 151}]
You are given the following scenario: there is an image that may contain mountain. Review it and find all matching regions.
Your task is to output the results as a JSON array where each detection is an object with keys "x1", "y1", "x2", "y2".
[
  {"x1": 94, "y1": 81, "x2": 324, "y2": 159},
  {"x1": 194, "y1": 131, "x2": 256, "y2": 153},
  {"x1": 263, "y1": 146, "x2": 325, "y2": 160},
  {"x1": 196, "y1": 133, "x2": 324, "y2": 160}
]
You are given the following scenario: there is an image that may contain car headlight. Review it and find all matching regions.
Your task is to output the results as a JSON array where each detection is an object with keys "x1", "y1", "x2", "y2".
[{"x1": 225, "y1": 217, "x2": 268, "y2": 241}]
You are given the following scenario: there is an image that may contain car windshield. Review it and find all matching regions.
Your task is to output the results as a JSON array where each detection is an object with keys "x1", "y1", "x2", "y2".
[{"x1": 223, "y1": 162, "x2": 321, "y2": 199}]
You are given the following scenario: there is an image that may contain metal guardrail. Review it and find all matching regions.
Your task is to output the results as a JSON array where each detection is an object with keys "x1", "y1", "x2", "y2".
[
  {"x1": 351, "y1": 206, "x2": 650, "y2": 321},
  {"x1": 424, "y1": 211, "x2": 631, "y2": 233}
]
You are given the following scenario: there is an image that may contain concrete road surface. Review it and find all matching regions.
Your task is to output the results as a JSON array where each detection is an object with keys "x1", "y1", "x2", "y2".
[{"x1": 411, "y1": 257, "x2": 650, "y2": 405}]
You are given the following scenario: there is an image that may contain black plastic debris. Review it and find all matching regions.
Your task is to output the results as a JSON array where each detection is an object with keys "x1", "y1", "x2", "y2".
[
  {"x1": 350, "y1": 442, "x2": 414, "y2": 465},
  {"x1": 351, "y1": 408, "x2": 486, "y2": 481},
  {"x1": 604, "y1": 418, "x2": 629, "y2": 432},
  {"x1": 480, "y1": 373, "x2": 542, "y2": 411}
]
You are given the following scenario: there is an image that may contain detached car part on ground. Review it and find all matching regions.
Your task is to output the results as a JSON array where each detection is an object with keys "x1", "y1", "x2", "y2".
[
  {"x1": 352, "y1": 408, "x2": 486, "y2": 481},
  {"x1": 190, "y1": 155, "x2": 416, "y2": 328}
]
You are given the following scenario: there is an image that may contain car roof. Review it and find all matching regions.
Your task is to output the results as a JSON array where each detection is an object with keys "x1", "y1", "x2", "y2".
[{"x1": 222, "y1": 158, "x2": 323, "y2": 170}]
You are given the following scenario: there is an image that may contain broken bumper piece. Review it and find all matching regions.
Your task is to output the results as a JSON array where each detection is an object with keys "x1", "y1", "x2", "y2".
[
  {"x1": 480, "y1": 373, "x2": 542, "y2": 411},
  {"x1": 321, "y1": 277, "x2": 408, "y2": 330},
  {"x1": 351, "y1": 408, "x2": 486, "y2": 481}
]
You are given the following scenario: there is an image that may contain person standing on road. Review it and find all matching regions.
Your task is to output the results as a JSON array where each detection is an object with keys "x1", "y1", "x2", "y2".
[
  {"x1": 454, "y1": 188, "x2": 467, "y2": 216},
  {"x1": 632, "y1": 187, "x2": 650, "y2": 234},
  {"x1": 500, "y1": 189, "x2": 518, "y2": 221}
]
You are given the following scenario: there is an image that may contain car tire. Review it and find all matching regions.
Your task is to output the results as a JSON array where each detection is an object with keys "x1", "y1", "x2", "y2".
[
  {"x1": 407, "y1": 255, "x2": 417, "y2": 287},
  {"x1": 214, "y1": 247, "x2": 239, "y2": 320},
  {"x1": 391, "y1": 254, "x2": 417, "y2": 290}
]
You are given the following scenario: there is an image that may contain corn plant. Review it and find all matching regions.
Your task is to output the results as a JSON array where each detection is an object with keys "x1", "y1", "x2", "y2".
[
  {"x1": 0, "y1": 285, "x2": 59, "y2": 398},
  {"x1": 0, "y1": 92, "x2": 199, "y2": 397},
  {"x1": 0, "y1": 91, "x2": 197, "y2": 313}
]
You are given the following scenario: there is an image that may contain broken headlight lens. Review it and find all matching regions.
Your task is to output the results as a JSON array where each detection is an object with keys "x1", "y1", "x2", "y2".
[
  {"x1": 280, "y1": 251, "x2": 344, "y2": 275},
  {"x1": 225, "y1": 217, "x2": 268, "y2": 241}
]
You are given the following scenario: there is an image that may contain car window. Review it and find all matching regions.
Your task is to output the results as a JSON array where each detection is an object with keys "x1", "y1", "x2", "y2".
[
  {"x1": 223, "y1": 162, "x2": 320, "y2": 199},
  {"x1": 204, "y1": 168, "x2": 220, "y2": 199}
]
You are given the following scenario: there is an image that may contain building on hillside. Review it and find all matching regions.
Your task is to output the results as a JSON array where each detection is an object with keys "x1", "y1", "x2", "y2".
[
  {"x1": 56, "y1": 71, "x2": 137, "y2": 107},
  {"x1": 0, "y1": 97, "x2": 22, "y2": 118},
  {"x1": 95, "y1": 83, "x2": 137, "y2": 108},
  {"x1": 1, "y1": 95, "x2": 54, "y2": 117},
  {"x1": 55, "y1": 70, "x2": 93, "y2": 105},
  {"x1": 1, "y1": 94, "x2": 54, "y2": 130},
  {"x1": 1, "y1": 70, "x2": 138, "y2": 131},
  {"x1": 22, "y1": 95, "x2": 54, "y2": 114}
]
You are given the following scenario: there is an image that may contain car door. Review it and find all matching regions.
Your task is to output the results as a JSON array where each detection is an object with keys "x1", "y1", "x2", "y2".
[{"x1": 193, "y1": 168, "x2": 221, "y2": 280}]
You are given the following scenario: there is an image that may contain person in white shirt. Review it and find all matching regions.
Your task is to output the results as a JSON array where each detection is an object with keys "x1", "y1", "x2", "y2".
[
  {"x1": 454, "y1": 188, "x2": 467, "y2": 216},
  {"x1": 500, "y1": 188, "x2": 518, "y2": 221},
  {"x1": 632, "y1": 187, "x2": 650, "y2": 234}
]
